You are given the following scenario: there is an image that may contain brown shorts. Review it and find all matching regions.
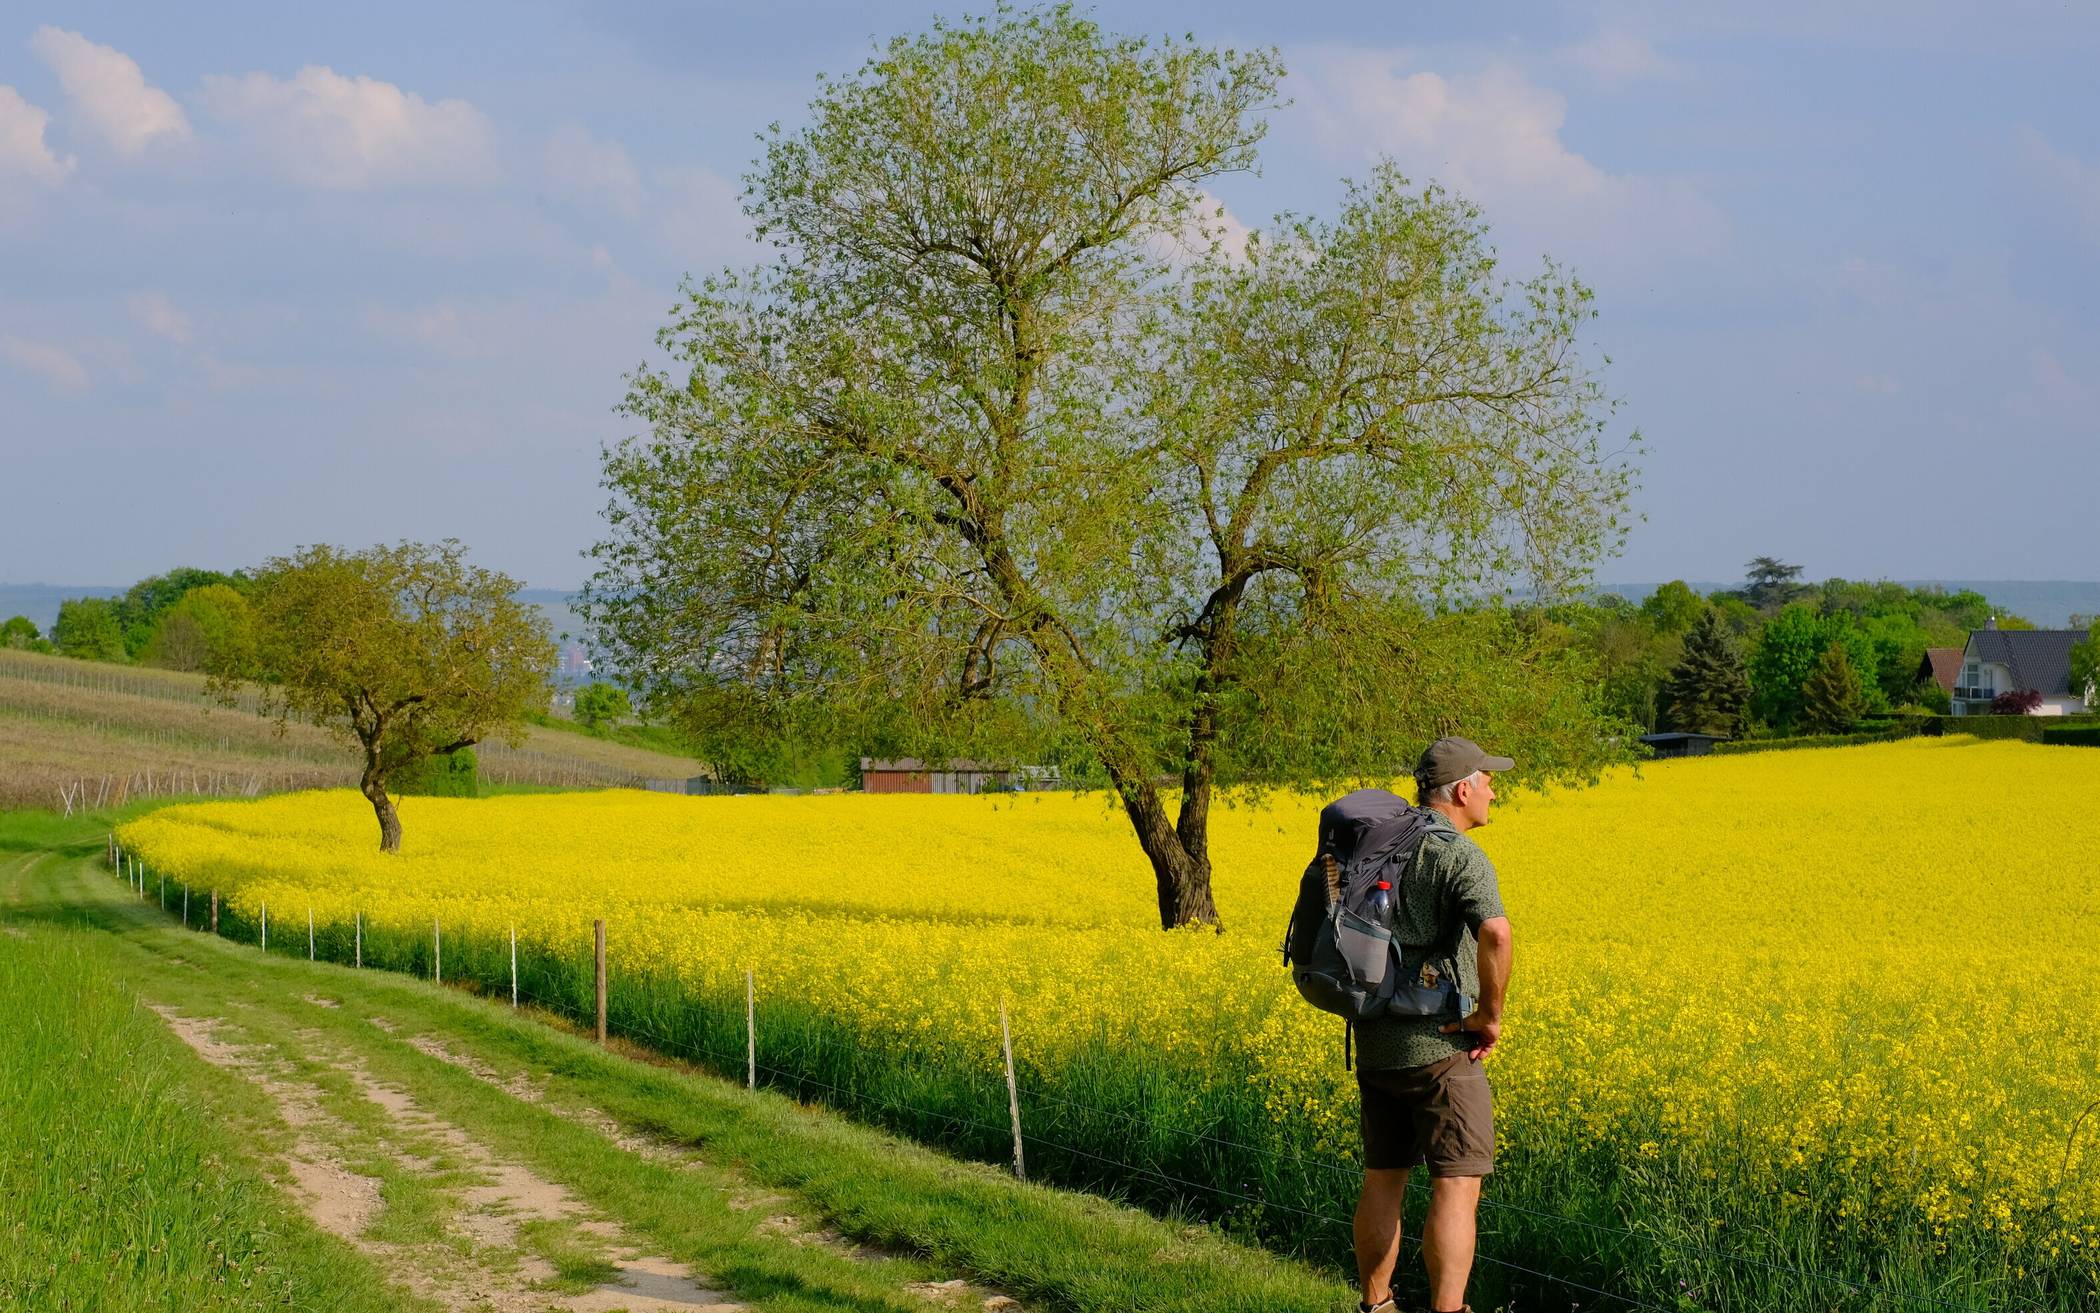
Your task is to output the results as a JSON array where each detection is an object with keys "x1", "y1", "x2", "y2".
[{"x1": 1358, "y1": 1052, "x2": 1495, "y2": 1176}]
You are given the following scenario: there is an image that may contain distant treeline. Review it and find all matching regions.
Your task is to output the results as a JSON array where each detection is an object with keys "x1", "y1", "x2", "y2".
[
  {"x1": 2, "y1": 568, "x2": 258, "y2": 676},
  {"x1": 1559, "y1": 558, "x2": 2097, "y2": 739},
  {"x1": 11, "y1": 559, "x2": 2094, "y2": 756}
]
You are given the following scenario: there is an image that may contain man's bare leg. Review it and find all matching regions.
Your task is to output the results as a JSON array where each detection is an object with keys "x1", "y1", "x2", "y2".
[
  {"x1": 1354, "y1": 1167, "x2": 1411, "y2": 1307},
  {"x1": 1422, "y1": 1174, "x2": 1482, "y2": 1311}
]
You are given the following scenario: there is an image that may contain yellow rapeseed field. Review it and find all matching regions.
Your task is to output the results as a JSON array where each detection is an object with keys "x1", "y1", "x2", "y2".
[{"x1": 118, "y1": 737, "x2": 2100, "y2": 1290}]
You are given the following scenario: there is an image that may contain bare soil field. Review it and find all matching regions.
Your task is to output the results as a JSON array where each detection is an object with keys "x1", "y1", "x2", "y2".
[{"x1": 0, "y1": 649, "x2": 705, "y2": 810}]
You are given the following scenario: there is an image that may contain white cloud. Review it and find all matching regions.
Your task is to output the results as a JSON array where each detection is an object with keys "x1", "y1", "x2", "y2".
[
  {"x1": 1, "y1": 333, "x2": 89, "y2": 390},
  {"x1": 29, "y1": 27, "x2": 190, "y2": 156},
  {"x1": 545, "y1": 123, "x2": 644, "y2": 215},
  {"x1": 1556, "y1": 30, "x2": 1683, "y2": 88},
  {"x1": 0, "y1": 85, "x2": 72, "y2": 183},
  {"x1": 129, "y1": 290, "x2": 191, "y2": 344},
  {"x1": 198, "y1": 65, "x2": 495, "y2": 189},
  {"x1": 1298, "y1": 49, "x2": 1727, "y2": 273},
  {"x1": 2016, "y1": 125, "x2": 2100, "y2": 236},
  {"x1": 653, "y1": 163, "x2": 757, "y2": 264}
]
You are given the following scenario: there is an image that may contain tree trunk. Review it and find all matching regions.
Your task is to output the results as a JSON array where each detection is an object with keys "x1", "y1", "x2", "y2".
[
  {"x1": 1102, "y1": 756, "x2": 1221, "y2": 930},
  {"x1": 360, "y1": 770, "x2": 402, "y2": 852}
]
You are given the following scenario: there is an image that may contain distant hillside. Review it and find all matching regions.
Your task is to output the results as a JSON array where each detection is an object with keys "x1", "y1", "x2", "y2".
[
  {"x1": 0, "y1": 647, "x2": 704, "y2": 810},
  {"x1": 1594, "y1": 580, "x2": 2100, "y2": 628}
]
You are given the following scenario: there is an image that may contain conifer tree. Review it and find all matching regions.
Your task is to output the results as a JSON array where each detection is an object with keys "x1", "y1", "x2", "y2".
[
  {"x1": 1801, "y1": 642, "x2": 1865, "y2": 734},
  {"x1": 1660, "y1": 607, "x2": 1749, "y2": 736}
]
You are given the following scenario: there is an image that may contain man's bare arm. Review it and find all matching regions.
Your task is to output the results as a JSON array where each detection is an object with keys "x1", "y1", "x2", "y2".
[{"x1": 1441, "y1": 915, "x2": 1512, "y2": 1061}]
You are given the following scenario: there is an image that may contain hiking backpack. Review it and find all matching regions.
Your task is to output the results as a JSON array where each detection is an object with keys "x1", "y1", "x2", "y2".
[{"x1": 1279, "y1": 787, "x2": 1471, "y2": 1024}]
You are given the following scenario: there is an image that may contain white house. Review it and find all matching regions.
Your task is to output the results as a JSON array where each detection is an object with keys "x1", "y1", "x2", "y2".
[{"x1": 1950, "y1": 622, "x2": 2094, "y2": 716}]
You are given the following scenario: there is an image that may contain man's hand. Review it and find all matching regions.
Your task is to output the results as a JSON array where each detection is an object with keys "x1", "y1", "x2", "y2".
[{"x1": 1440, "y1": 1009, "x2": 1502, "y2": 1062}]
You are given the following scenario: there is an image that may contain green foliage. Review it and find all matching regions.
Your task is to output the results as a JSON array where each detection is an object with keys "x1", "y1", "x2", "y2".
[
  {"x1": 142, "y1": 583, "x2": 257, "y2": 674},
  {"x1": 1943, "y1": 714, "x2": 2052, "y2": 741},
  {"x1": 220, "y1": 539, "x2": 553, "y2": 850},
  {"x1": 1639, "y1": 580, "x2": 1703, "y2": 634},
  {"x1": 1800, "y1": 643, "x2": 1866, "y2": 733},
  {"x1": 1659, "y1": 607, "x2": 1749, "y2": 737},
  {"x1": 2069, "y1": 621, "x2": 2099, "y2": 709},
  {"x1": 581, "y1": 6, "x2": 1636, "y2": 924},
  {"x1": 50, "y1": 597, "x2": 127, "y2": 661},
  {"x1": 396, "y1": 746, "x2": 480, "y2": 797},
  {"x1": 0, "y1": 615, "x2": 45, "y2": 652},
  {"x1": 114, "y1": 567, "x2": 248, "y2": 657},
  {"x1": 571, "y1": 681, "x2": 632, "y2": 731},
  {"x1": 1749, "y1": 605, "x2": 1886, "y2": 732},
  {"x1": 2042, "y1": 723, "x2": 2100, "y2": 746},
  {"x1": 1710, "y1": 727, "x2": 1915, "y2": 755},
  {"x1": 1739, "y1": 556, "x2": 1807, "y2": 611}
]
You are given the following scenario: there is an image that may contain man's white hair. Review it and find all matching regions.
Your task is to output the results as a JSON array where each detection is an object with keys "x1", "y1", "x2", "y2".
[{"x1": 1422, "y1": 769, "x2": 1483, "y2": 806}]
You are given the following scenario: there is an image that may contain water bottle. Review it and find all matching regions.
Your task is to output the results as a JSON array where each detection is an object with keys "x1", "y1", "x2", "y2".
[{"x1": 1363, "y1": 878, "x2": 1393, "y2": 927}]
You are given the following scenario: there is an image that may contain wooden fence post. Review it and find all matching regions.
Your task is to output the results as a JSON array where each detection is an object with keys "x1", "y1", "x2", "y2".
[
  {"x1": 260, "y1": 900, "x2": 267, "y2": 950},
  {"x1": 510, "y1": 926, "x2": 518, "y2": 1008},
  {"x1": 308, "y1": 908, "x2": 314, "y2": 961},
  {"x1": 594, "y1": 920, "x2": 608, "y2": 1045},
  {"x1": 745, "y1": 969, "x2": 756, "y2": 1090},
  {"x1": 434, "y1": 919, "x2": 442, "y2": 985},
  {"x1": 210, "y1": 888, "x2": 218, "y2": 934},
  {"x1": 355, "y1": 912, "x2": 361, "y2": 969},
  {"x1": 1001, "y1": 998, "x2": 1026, "y2": 1181},
  {"x1": 182, "y1": 884, "x2": 188, "y2": 928},
  {"x1": 159, "y1": 876, "x2": 165, "y2": 911}
]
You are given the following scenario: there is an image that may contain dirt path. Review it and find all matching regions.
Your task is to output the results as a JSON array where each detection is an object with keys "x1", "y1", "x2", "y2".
[{"x1": 152, "y1": 1004, "x2": 739, "y2": 1312}]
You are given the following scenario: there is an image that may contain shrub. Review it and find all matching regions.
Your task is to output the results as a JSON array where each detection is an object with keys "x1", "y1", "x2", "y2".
[
  {"x1": 1989, "y1": 688, "x2": 2043, "y2": 715},
  {"x1": 396, "y1": 747, "x2": 479, "y2": 797},
  {"x1": 2042, "y1": 724, "x2": 2100, "y2": 747}
]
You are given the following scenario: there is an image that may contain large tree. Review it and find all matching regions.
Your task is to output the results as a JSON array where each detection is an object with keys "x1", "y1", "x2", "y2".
[
  {"x1": 1800, "y1": 643, "x2": 1866, "y2": 734},
  {"x1": 1742, "y1": 556, "x2": 1807, "y2": 611},
  {"x1": 216, "y1": 541, "x2": 553, "y2": 851},
  {"x1": 1659, "y1": 607, "x2": 1749, "y2": 737},
  {"x1": 584, "y1": 6, "x2": 1638, "y2": 927}
]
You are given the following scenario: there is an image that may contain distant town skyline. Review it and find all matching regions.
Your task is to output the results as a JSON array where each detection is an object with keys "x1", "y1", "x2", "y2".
[{"x1": 4, "y1": 2, "x2": 2098, "y2": 588}]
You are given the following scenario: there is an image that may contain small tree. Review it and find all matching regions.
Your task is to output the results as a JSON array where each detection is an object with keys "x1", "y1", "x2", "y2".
[
  {"x1": 217, "y1": 541, "x2": 553, "y2": 851},
  {"x1": 572, "y1": 681, "x2": 632, "y2": 731},
  {"x1": 52, "y1": 597, "x2": 127, "y2": 661},
  {"x1": 1640, "y1": 580, "x2": 1704, "y2": 636},
  {"x1": 0, "y1": 615, "x2": 42, "y2": 650},
  {"x1": 2065, "y1": 616, "x2": 2098, "y2": 711},
  {"x1": 145, "y1": 583, "x2": 257, "y2": 674},
  {"x1": 1659, "y1": 608, "x2": 1748, "y2": 737},
  {"x1": 1989, "y1": 688, "x2": 2043, "y2": 716},
  {"x1": 1800, "y1": 643, "x2": 1865, "y2": 734}
]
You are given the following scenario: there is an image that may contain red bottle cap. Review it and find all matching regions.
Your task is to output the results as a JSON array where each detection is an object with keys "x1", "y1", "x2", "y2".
[{"x1": 1374, "y1": 880, "x2": 1391, "y2": 889}]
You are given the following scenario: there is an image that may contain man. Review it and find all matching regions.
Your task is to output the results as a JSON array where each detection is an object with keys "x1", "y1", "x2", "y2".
[{"x1": 1353, "y1": 736, "x2": 1515, "y2": 1313}]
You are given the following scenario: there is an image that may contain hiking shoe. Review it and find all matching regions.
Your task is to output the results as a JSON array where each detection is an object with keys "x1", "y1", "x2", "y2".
[{"x1": 1357, "y1": 1301, "x2": 1396, "y2": 1313}]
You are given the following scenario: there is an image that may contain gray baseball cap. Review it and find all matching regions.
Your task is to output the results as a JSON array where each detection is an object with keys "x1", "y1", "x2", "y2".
[{"x1": 1415, "y1": 736, "x2": 1515, "y2": 790}]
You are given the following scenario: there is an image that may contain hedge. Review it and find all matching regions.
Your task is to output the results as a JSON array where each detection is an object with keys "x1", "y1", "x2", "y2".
[
  {"x1": 1711, "y1": 728, "x2": 1914, "y2": 756},
  {"x1": 2042, "y1": 724, "x2": 2100, "y2": 747}
]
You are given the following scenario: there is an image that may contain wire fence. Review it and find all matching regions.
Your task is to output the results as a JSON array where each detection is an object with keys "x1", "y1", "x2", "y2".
[{"x1": 101, "y1": 840, "x2": 2060, "y2": 1313}]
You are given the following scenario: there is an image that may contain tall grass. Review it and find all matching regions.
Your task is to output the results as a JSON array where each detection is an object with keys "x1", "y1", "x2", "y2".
[{"x1": 0, "y1": 926, "x2": 405, "y2": 1311}]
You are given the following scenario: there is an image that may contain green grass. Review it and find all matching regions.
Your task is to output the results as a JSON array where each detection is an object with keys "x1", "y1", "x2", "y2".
[
  {"x1": 0, "y1": 877, "x2": 423, "y2": 1312},
  {"x1": 2, "y1": 811, "x2": 1360, "y2": 1313}
]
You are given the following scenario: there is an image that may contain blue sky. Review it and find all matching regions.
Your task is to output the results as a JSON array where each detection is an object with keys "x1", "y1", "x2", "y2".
[{"x1": 3, "y1": 1, "x2": 2097, "y2": 591}]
